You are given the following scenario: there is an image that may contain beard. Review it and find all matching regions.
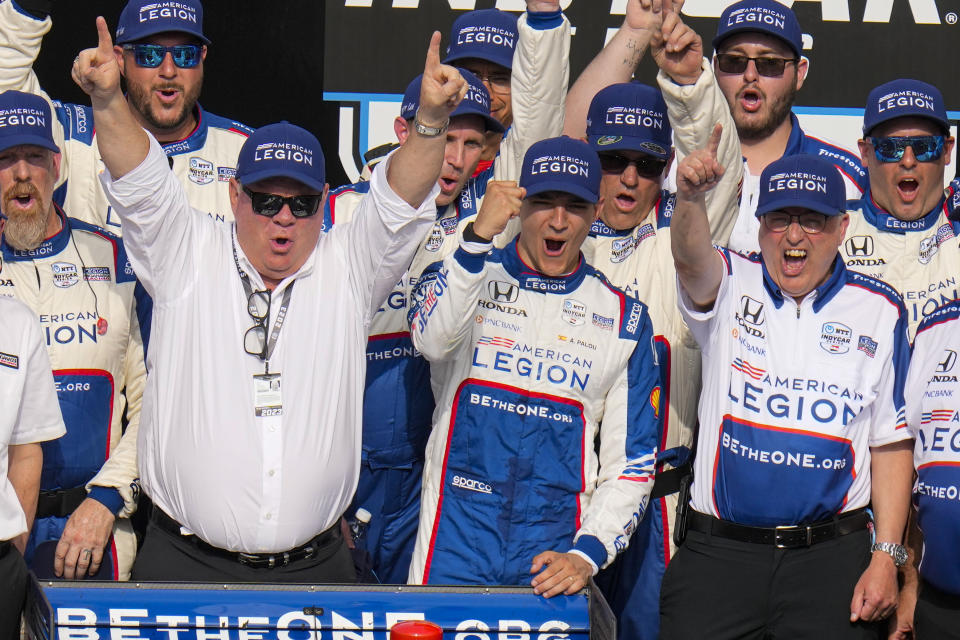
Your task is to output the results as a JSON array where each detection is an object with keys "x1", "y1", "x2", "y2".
[
  {"x1": 731, "y1": 79, "x2": 799, "y2": 143},
  {"x1": 125, "y1": 76, "x2": 203, "y2": 134},
  {"x1": 2, "y1": 183, "x2": 49, "y2": 251}
]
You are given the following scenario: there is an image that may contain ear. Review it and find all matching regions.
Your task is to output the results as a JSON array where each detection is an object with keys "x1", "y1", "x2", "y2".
[
  {"x1": 319, "y1": 183, "x2": 330, "y2": 211},
  {"x1": 664, "y1": 149, "x2": 676, "y2": 180},
  {"x1": 837, "y1": 213, "x2": 850, "y2": 242},
  {"x1": 794, "y1": 56, "x2": 809, "y2": 91},
  {"x1": 200, "y1": 44, "x2": 208, "y2": 64},
  {"x1": 857, "y1": 138, "x2": 872, "y2": 166},
  {"x1": 394, "y1": 117, "x2": 411, "y2": 145},
  {"x1": 229, "y1": 177, "x2": 240, "y2": 214},
  {"x1": 51, "y1": 152, "x2": 62, "y2": 182},
  {"x1": 592, "y1": 200, "x2": 602, "y2": 221},
  {"x1": 114, "y1": 45, "x2": 126, "y2": 76},
  {"x1": 944, "y1": 136, "x2": 956, "y2": 160}
]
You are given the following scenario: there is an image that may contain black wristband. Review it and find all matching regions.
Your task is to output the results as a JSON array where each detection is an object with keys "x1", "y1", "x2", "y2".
[
  {"x1": 15, "y1": 0, "x2": 53, "y2": 19},
  {"x1": 462, "y1": 221, "x2": 492, "y2": 244}
]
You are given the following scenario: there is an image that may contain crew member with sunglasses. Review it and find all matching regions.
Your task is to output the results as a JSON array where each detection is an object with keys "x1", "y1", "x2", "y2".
[
  {"x1": 843, "y1": 79, "x2": 959, "y2": 340},
  {"x1": 711, "y1": 0, "x2": 868, "y2": 254},
  {"x1": 559, "y1": 3, "x2": 741, "y2": 637},
  {"x1": 0, "y1": 0, "x2": 252, "y2": 230},
  {"x1": 72, "y1": 18, "x2": 463, "y2": 581},
  {"x1": 325, "y1": 0, "x2": 569, "y2": 585},
  {"x1": 663, "y1": 148, "x2": 912, "y2": 638}
]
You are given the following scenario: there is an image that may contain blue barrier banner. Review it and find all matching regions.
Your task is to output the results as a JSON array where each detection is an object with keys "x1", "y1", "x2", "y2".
[{"x1": 26, "y1": 580, "x2": 614, "y2": 640}]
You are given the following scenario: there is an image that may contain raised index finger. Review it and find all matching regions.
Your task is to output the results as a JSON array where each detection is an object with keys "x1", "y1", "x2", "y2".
[
  {"x1": 424, "y1": 31, "x2": 442, "y2": 76},
  {"x1": 96, "y1": 16, "x2": 114, "y2": 57}
]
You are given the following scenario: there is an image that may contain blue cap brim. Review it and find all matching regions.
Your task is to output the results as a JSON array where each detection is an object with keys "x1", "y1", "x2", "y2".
[
  {"x1": 755, "y1": 196, "x2": 844, "y2": 218},
  {"x1": 0, "y1": 135, "x2": 59, "y2": 155},
  {"x1": 238, "y1": 168, "x2": 326, "y2": 193},
  {"x1": 524, "y1": 180, "x2": 598, "y2": 204},
  {"x1": 587, "y1": 134, "x2": 670, "y2": 159}
]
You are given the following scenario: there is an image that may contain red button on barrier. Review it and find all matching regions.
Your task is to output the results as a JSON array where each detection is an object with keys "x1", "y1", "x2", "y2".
[{"x1": 390, "y1": 620, "x2": 443, "y2": 639}]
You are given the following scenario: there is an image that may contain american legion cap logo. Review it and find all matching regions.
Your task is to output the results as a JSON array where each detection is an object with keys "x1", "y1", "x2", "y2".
[
  {"x1": 0, "y1": 90, "x2": 59, "y2": 154},
  {"x1": 712, "y1": 0, "x2": 803, "y2": 58},
  {"x1": 862, "y1": 79, "x2": 948, "y2": 134},
  {"x1": 585, "y1": 83, "x2": 672, "y2": 158},
  {"x1": 520, "y1": 137, "x2": 601, "y2": 204},
  {"x1": 116, "y1": 0, "x2": 208, "y2": 44},
  {"x1": 755, "y1": 153, "x2": 845, "y2": 217}
]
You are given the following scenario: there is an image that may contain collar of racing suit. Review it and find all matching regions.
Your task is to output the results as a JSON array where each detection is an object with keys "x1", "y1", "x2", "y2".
[
  {"x1": 761, "y1": 252, "x2": 848, "y2": 312},
  {"x1": 494, "y1": 236, "x2": 590, "y2": 294},
  {"x1": 858, "y1": 192, "x2": 949, "y2": 234}
]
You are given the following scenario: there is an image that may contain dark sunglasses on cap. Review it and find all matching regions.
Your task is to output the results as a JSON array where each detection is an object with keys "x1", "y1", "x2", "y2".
[
  {"x1": 122, "y1": 43, "x2": 203, "y2": 69},
  {"x1": 242, "y1": 185, "x2": 322, "y2": 218},
  {"x1": 598, "y1": 152, "x2": 667, "y2": 179},
  {"x1": 715, "y1": 53, "x2": 798, "y2": 78},
  {"x1": 867, "y1": 135, "x2": 946, "y2": 163}
]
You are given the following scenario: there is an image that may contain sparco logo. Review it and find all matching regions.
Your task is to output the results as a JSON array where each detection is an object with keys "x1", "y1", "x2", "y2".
[
  {"x1": 478, "y1": 299, "x2": 528, "y2": 316},
  {"x1": 488, "y1": 280, "x2": 519, "y2": 303},
  {"x1": 452, "y1": 475, "x2": 492, "y2": 494},
  {"x1": 937, "y1": 349, "x2": 957, "y2": 373},
  {"x1": 625, "y1": 302, "x2": 642, "y2": 335},
  {"x1": 845, "y1": 236, "x2": 874, "y2": 257}
]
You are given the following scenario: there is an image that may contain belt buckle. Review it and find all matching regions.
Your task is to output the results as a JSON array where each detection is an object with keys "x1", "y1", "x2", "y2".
[
  {"x1": 773, "y1": 524, "x2": 813, "y2": 548},
  {"x1": 237, "y1": 552, "x2": 264, "y2": 567}
]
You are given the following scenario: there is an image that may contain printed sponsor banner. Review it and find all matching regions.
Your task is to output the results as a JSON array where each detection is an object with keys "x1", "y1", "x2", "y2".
[{"x1": 27, "y1": 580, "x2": 605, "y2": 640}]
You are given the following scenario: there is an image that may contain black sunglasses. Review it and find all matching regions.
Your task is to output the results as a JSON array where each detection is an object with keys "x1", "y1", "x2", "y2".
[
  {"x1": 242, "y1": 185, "x2": 322, "y2": 218},
  {"x1": 716, "y1": 53, "x2": 798, "y2": 77},
  {"x1": 598, "y1": 152, "x2": 667, "y2": 179}
]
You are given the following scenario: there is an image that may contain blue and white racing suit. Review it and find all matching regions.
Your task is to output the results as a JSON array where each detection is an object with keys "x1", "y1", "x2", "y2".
[
  {"x1": 324, "y1": 9, "x2": 570, "y2": 583},
  {"x1": 406, "y1": 238, "x2": 660, "y2": 585}
]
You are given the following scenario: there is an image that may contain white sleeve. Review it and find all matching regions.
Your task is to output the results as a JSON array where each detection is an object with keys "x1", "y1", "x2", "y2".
[
  {"x1": 658, "y1": 60, "x2": 743, "y2": 246},
  {"x1": 0, "y1": 1, "x2": 48, "y2": 96},
  {"x1": 492, "y1": 11, "x2": 570, "y2": 183},
  {"x1": 867, "y1": 307, "x2": 912, "y2": 447},
  {"x1": 408, "y1": 243, "x2": 488, "y2": 363},
  {"x1": 324, "y1": 152, "x2": 439, "y2": 323},
  {"x1": 10, "y1": 304, "x2": 65, "y2": 445},
  {"x1": 98, "y1": 136, "x2": 203, "y2": 302},
  {"x1": 677, "y1": 246, "x2": 734, "y2": 350}
]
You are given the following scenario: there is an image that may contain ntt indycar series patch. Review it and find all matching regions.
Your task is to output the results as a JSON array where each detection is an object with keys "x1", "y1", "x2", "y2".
[{"x1": 680, "y1": 249, "x2": 911, "y2": 527}]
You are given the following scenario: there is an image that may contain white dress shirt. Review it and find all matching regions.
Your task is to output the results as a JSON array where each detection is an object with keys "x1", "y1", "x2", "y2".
[{"x1": 100, "y1": 138, "x2": 437, "y2": 553}]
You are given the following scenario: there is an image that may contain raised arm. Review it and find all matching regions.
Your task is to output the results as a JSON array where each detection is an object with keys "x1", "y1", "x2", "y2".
[
  {"x1": 564, "y1": 0, "x2": 674, "y2": 139},
  {"x1": 73, "y1": 17, "x2": 149, "y2": 179},
  {"x1": 672, "y1": 124, "x2": 726, "y2": 310},
  {"x1": 387, "y1": 31, "x2": 468, "y2": 209}
]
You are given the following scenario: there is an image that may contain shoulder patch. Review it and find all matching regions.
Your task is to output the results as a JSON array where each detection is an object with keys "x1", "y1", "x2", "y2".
[
  {"x1": 69, "y1": 218, "x2": 137, "y2": 283},
  {"x1": 656, "y1": 191, "x2": 676, "y2": 229},
  {"x1": 917, "y1": 299, "x2": 960, "y2": 335},
  {"x1": 53, "y1": 101, "x2": 94, "y2": 145},
  {"x1": 202, "y1": 111, "x2": 254, "y2": 137}
]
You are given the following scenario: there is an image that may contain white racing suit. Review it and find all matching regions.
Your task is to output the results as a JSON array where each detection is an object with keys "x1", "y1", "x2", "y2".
[
  {"x1": 843, "y1": 194, "x2": 960, "y2": 340},
  {"x1": 0, "y1": 209, "x2": 145, "y2": 579},
  {"x1": 324, "y1": 10, "x2": 569, "y2": 583},
  {"x1": 406, "y1": 238, "x2": 660, "y2": 585},
  {"x1": 584, "y1": 61, "x2": 742, "y2": 640},
  {"x1": 0, "y1": 0, "x2": 253, "y2": 230}
]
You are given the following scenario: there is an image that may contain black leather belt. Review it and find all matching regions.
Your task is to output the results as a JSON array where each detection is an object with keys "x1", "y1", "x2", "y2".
[
  {"x1": 151, "y1": 507, "x2": 339, "y2": 569},
  {"x1": 688, "y1": 508, "x2": 871, "y2": 548},
  {"x1": 36, "y1": 486, "x2": 87, "y2": 519},
  {"x1": 651, "y1": 463, "x2": 691, "y2": 500}
]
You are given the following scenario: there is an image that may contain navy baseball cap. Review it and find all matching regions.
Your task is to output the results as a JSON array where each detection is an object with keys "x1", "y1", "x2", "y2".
[
  {"x1": 586, "y1": 83, "x2": 672, "y2": 159},
  {"x1": 236, "y1": 122, "x2": 326, "y2": 192},
  {"x1": 116, "y1": 0, "x2": 209, "y2": 45},
  {"x1": 444, "y1": 9, "x2": 519, "y2": 70},
  {"x1": 756, "y1": 154, "x2": 845, "y2": 218},
  {"x1": 712, "y1": 0, "x2": 802, "y2": 58},
  {"x1": 862, "y1": 79, "x2": 949, "y2": 135},
  {"x1": 400, "y1": 69, "x2": 505, "y2": 134},
  {"x1": 0, "y1": 91, "x2": 59, "y2": 155},
  {"x1": 520, "y1": 137, "x2": 601, "y2": 204}
]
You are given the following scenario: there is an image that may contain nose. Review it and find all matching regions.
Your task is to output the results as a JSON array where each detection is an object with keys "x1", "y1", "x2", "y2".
[
  {"x1": 549, "y1": 204, "x2": 567, "y2": 229},
  {"x1": 743, "y1": 59, "x2": 759, "y2": 82},
  {"x1": 11, "y1": 158, "x2": 31, "y2": 181},
  {"x1": 445, "y1": 140, "x2": 465, "y2": 171},
  {"x1": 272, "y1": 203, "x2": 296, "y2": 226},
  {"x1": 157, "y1": 51, "x2": 178, "y2": 77},
  {"x1": 900, "y1": 144, "x2": 918, "y2": 169},
  {"x1": 785, "y1": 219, "x2": 805, "y2": 242},
  {"x1": 620, "y1": 162, "x2": 640, "y2": 187}
]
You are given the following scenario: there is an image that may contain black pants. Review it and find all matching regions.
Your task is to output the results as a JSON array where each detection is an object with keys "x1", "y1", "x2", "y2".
[
  {"x1": 131, "y1": 516, "x2": 357, "y2": 583},
  {"x1": 915, "y1": 579, "x2": 960, "y2": 639},
  {"x1": 0, "y1": 542, "x2": 28, "y2": 640},
  {"x1": 659, "y1": 528, "x2": 881, "y2": 639}
]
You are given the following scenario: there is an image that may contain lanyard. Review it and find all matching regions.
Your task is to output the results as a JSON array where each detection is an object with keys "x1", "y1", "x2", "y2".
[{"x1": 232, "y1": 234, "x2": 293, "y2": 373}]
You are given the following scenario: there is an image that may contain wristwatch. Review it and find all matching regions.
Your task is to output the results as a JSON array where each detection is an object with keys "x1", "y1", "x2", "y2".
[
  {"x1": 871, "y1": 542, "x2": 908, "y2": 567},
  {"x1": 414, "y1": 109, "x2": 449, "y2": 138}
]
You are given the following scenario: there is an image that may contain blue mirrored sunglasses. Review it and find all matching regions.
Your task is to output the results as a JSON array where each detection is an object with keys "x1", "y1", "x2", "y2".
[
  {"x1": 123, "y1": 44, "x2": 203, "y2": 69},
  {"x1": 867, "y1": 135, "x2": 945, "y2": 163}
]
